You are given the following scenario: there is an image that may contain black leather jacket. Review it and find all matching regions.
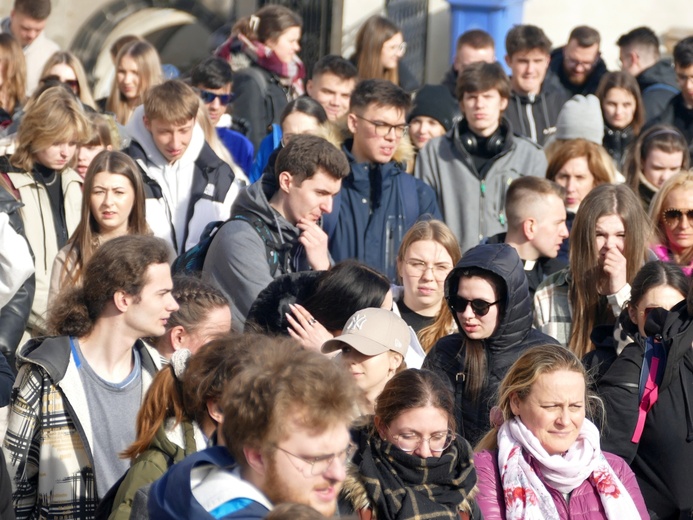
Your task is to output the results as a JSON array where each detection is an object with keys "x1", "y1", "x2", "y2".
[{"x1": 0, "y1": 182, "x2": 34, "y2": 371}]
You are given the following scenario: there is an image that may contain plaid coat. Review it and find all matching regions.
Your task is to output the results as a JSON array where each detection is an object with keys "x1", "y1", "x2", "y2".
[
  {"x1": 533, "y1": 268, "x2": 631, "y2": 348},
  {"x1": 2, "y1": 335, "x2": 160, "y2": 520}
]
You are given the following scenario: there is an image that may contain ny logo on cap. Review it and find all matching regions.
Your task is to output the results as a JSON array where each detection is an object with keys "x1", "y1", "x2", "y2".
[{"x1": 346, "y1": 313, "x2": 367, "y2": 331}]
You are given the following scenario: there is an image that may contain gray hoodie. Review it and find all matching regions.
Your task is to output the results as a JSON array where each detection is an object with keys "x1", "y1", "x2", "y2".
[{"x1": 202, "y1": 177, "x2": 307, "y2": 331}]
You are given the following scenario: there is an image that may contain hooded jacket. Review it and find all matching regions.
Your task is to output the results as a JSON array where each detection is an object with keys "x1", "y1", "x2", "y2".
[
  {"x1": 146, "y1": 446, "x2": 271, "y2": 520},
  {"x1": 646, "y1": 93, "x2": 693, "y2": 151},
  {"x1": 598, "y1": 301, "x2": 693, "y2": 519},
  {"x1": 125, "y1": 106, "x2": 239, "y2": 255},
  {"x1": 423, "y1": 244, "x2": 556, "y2": 445},
  {"x1": 414, "y1": 119, "x2": 546, "y2": 255},
  {"x1": 505, "y1": 82, "x2": 564, "y2": 146},
  {"x1": 202, "y1": 173, "x2": 311, "y2": 330},
  {"x1": 549, "y1": 47, "x2": 608, "y2": 98},
  {"x1": 636, "y1": 59, "x2": 680, "y2": 122},
  {"x1": 3, "y1": 335, "x2": 160, "y2": 520},
  {"x1": 327, "y1": 139, "x2": 441, "y2": 281},
  {"x1": 108, "y1": 420, "x2": 206, "y2": 520}
]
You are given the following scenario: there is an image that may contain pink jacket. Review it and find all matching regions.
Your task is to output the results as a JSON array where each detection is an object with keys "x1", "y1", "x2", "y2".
[{"x1": 474, "y1": 449, "x2": 649, "y2": 519}]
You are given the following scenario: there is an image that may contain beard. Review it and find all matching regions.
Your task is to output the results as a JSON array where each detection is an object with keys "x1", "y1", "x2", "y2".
[{"x1": 263, "y1": 454, "x2": 339, "y2": 517}]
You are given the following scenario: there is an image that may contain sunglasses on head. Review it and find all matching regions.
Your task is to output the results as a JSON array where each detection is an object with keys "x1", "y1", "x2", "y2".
[
  {"x1": 198, "y1": 88, "x2": 235, "y2": 105},
  {"x1": 448, "y1": 295, "x2": 500, "y2": 316},
  {"x1": 662, "y1": 208, "x2": 693, "y2": 227}
]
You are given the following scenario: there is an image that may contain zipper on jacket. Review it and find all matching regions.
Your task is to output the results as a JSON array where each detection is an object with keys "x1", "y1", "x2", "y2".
[{"x1": 479, "y1": 180, "x2": 486, "y2": 242}]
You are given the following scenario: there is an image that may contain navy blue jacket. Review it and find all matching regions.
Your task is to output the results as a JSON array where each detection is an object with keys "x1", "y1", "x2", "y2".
[{"x1": 326, "y1": 140, "x2": 441, "y2": 281}]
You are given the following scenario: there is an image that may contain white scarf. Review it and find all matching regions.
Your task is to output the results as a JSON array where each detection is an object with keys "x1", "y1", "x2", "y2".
[{"x1": 497, "y1": 417, "x2": 641, "y2": 520}]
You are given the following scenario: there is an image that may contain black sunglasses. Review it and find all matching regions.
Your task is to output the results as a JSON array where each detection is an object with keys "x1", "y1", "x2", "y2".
[
  {"x1": 448, "y1": 295, "x2": 500, "y2": 316},
  {"x1": 198, "y1": 89, "x2": 235, "y2": 105}
]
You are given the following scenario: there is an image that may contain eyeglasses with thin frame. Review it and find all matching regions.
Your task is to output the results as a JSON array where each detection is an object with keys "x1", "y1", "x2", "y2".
[
  {"x1": 197, "y1": 88, "x2": 235, "y2": 105},
  {"x1": 403, "y1": 259, "x2": 452, "y2": 281},
  {"x1": 275, "y1": 442, "x2": 356, "y2": 477},
  {"x1": 448, "y1": 295, "x2": 500, "y2": 316},
  {"x1": 384, "y1": 41, "x2": 407, "y2": 58},
  {"x1": 564, "y1": 53, "x2": 600, "y2": 71},
  {"x1": 354, "y1": 114, "x2": 408, "y2": 138},
  {"x1": 386, "y1": 425, "x2": 455, "y2": 454},
  {"x1": 662, "y1": 208, "x2": 693, "y2": 227}
]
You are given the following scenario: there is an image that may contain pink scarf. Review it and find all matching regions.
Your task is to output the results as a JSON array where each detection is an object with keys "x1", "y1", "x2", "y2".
[
  {"x1": 216, "y1": 34, "x2": 305, "y2": 96},
  {"x1": 497, "y1": 417, "x2": 641, "y2": 520},
  {"x1": 652, "y1": 243, "x2": 693, "y2": 276}
]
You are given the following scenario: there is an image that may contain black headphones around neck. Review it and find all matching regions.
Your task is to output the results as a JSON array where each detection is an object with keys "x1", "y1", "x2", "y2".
[{"x1": 459, "y1": 119, "x2": 506, "y2": 156}]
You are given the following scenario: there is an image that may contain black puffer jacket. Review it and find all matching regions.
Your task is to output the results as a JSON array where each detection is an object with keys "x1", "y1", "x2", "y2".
[
  {"x1": 636, "y1": 59, "x2": 679, "y2": 122},
  {"x1": 0, "y1": 183, "x2": 34, "y2": 372},
  {"x1": 423, "y1": 243, "x2": 556, "y2": 445},
  {"x1": 599, "y1": 302, "x2": 693, "y2": 520}
]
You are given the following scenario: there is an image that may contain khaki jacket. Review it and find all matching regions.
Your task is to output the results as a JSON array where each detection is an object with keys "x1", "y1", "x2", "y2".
[{"x1": 6, "y1": 169, "x2": 83, "y2": 331}]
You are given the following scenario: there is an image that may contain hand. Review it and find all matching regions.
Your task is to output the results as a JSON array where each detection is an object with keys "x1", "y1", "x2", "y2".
[
  {"x1": 601, "y1": 245, "x2": 628, "y2": 295},
  {"x1": 297, "y1": 218, "x2": 330, "y2": 271},
  {"x1": 286, "y1": 303, "x2": 333, "y2": 352}
]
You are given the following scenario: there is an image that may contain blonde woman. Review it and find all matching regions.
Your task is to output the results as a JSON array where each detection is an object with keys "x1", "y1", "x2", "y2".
[
  {"x1": 105, "y1": 40, "x2": 162, "y2": 125},
  {"x1": 40, "y1": 51, "x2": 97, "y2": 109},
  {"x1": 0, "y1": 34, "x2": 26, "y2": 125},
  {"x1": 2, "y1": 86, "x2": 90, "y2": 334}
]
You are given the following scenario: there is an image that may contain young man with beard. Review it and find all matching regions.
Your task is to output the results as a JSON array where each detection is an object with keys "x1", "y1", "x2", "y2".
[
  {"x1": 415, "y1": 61, "x2": 546, "y2": 254},
  {"x1": 504, "y1": 25, "x2": 564, "y2": 146},
  {"x1": 3, "y1": 235, "x2": 177, "y2": 519},
  {"x1": 486, "y1": 176, "x2": 569, "y2": 298},
  {"x1": 146, "y1": 336, "x2": 361, "y2": 519},
  {"x1": 203, "y1": 134, "x2": 349, "y2": 330},
  {"x1": 324, "y1": 79, "x2": 441, "y2": 281},
  {"x1": 548, "y1": 25, "x2": 608, "y2": 99}
]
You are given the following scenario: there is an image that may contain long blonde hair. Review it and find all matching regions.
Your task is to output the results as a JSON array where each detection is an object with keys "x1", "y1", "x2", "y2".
[
  {"x1": 11, "y1": 87, "x2": 91, "y2": 172},
  {"x1": 353, "y1": 15, "x2": 401, "y2": 85},
  {"x1": 396, "y1": 220, "x2": 461, "y2": 352},
  {"x1": 40, "y1": 51, "x2": 96, "y2": 109},
  {"x1": 649, "y1": 170, "x2": 693, "y2": 264},
  {"x1": 106, "y1": 40, "x2": 162, "y2": 125},
  {"x1": 0, "y1": 34, "x2": 26, "y2": 115}
]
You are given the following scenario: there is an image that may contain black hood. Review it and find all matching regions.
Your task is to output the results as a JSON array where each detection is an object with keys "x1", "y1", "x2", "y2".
[
  {"x1": 444, "y1": 243, "x2": 532, "y2": 350},
  {"x1": 653, "y1": 300, "x2": 693, "y2": 391},
  {"x1": 637, "y1": 59, "x2": 679, "y2": 90}
]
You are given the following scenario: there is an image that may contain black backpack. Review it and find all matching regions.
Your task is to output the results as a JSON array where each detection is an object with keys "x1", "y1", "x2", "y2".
[{"x1": 171, "y1": 212, "x2": 291, "y2": 277}]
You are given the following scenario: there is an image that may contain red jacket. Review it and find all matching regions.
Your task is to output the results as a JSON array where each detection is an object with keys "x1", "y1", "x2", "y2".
[{"x1": 474, "y1": 449, "x2": 649, "y2": 519}]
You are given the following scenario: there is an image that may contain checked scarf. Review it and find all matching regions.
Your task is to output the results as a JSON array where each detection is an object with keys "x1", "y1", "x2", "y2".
[{"x1": 354, "y1": 433, "x2": 477, "y2": 520}]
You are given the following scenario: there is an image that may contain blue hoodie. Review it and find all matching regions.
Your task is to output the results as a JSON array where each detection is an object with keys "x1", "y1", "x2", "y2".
[{"x1": 147, "y1": 446, "x2": 272, "y2": 519}]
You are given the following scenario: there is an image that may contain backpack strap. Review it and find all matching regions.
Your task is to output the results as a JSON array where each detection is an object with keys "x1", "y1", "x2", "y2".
[
  {"x1": 632, "y1": 334, "x2": 667, "y2": 443},
  {"x1": 642, "y1": 82, "x2": 679, "y2": 96},
  {"x1": 232, "y1": 213, "x2": 291, "y2": 277}
]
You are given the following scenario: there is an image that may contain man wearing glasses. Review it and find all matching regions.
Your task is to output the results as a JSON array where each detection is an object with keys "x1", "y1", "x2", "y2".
[
  {"x1": 146, "y1": 337, "x2": 361, "y2": 519},
  {"x1": 324, "y1": 79, "x2": 441, "y2": 282},
  {"x1": 190, "y1": 56, "x2": 254, "y2": 177},
  {"x1": 415, "y1": 62, "x2": 546, "y2": 255},
  {"x1": 548, "y1": 25, "x2": 608, "y2": 99}
]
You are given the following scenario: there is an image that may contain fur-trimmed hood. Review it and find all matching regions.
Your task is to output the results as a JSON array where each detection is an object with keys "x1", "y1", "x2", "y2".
[{"x1": 331, "y1": 118, "x2": 415, "y2": 169}]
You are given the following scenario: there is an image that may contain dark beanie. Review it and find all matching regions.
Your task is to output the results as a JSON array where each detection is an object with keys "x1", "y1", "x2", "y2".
[{"x1": 407, "y1": 84, "x2": 458, "y2": 131}]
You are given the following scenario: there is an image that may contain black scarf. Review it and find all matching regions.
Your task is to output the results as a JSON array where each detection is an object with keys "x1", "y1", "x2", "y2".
[{"x1": 354, "y1": 432, "x2": 477, "y2": 520}]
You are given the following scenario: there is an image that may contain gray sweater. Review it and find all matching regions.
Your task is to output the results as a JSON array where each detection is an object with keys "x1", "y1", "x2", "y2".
[{"x1": 414, "y1": 121, "x2": 546, "y2": 254}]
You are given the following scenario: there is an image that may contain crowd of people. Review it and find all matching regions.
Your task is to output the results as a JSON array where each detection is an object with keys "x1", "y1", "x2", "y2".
[{"x1": 1, "y1": 0, "x2": 693, "y2": 518}]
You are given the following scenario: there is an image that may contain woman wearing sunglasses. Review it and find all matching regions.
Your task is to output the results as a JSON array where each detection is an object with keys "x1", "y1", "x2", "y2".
[
  {"x1": 648, "y1": 170, "x2": 693, "y2": 275},
  {"x1": 423, "y1": 243, "x2": 555, "y2": 446},
  {"x1": 40, "y1": 51, "x2": 96, "y2": 110},
  {"x1": 534, "y1": 184, "x2": 650, "y2": 359},
  {"x1": 341, "y1": 368, "x2": 482, "y2": 519}
]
